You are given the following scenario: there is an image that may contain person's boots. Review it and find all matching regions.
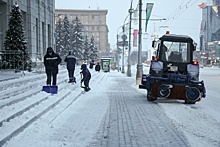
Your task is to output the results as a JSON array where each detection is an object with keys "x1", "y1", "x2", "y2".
[
  {"x1": 73, "y1": 77, "x2": 76, "y2": 83},
  {"x1": 85, "y1": 87, "x2": 91, "y2": 92},
  {"x1": 68, "y1": 78, "x2": 72, "y2": 83}
]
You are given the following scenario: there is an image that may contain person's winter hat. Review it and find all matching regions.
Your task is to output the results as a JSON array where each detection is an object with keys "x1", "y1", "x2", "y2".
[
  {"x1": 47, "y1": 47, "x2": 54, "y2": 53},
  {"x1": 81, "y1": 64, "x2": 87, "y2": 70}
]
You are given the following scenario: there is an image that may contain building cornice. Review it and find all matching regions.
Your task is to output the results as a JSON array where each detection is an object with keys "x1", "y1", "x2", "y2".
[{"x1": 55, "y1": 9, "x2": 108, "y2": 15}]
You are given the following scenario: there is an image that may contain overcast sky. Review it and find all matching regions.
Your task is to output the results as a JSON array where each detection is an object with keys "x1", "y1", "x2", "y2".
[{"x1": 55, "y1": 0, "x2": 207, "y2": 50}]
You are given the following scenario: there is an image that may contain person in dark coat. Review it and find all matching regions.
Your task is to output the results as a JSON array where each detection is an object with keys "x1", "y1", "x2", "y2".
[
  {"x1": 95, "y1": 62, "x2": 101, "y2": 72},
  {"x1": 89, "y1": 60, "x2": 95, "y2": 69},
  {"x1": 43, "y1": 47, "x2": 61, "y2": 86},
  {"x1": 64, "y1": 51, "x2": 76, "y2": 83},
  {"x1": 80, "y1": 64, "x2": 91, "y2": 92}
]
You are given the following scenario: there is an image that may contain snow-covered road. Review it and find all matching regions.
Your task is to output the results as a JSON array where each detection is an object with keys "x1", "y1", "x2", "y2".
[{"x1": 149, "y1": 67, "x2": 220, "y2": 147}]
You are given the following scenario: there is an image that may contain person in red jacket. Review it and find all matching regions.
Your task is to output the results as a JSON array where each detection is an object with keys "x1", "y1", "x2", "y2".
[{"x1": 43, "y1": 47, "x2": 61, "y2": 86}]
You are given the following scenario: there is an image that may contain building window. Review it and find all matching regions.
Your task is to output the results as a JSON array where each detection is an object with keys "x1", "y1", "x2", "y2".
[
  {"x1": 36, "y1": 18, "x2": 39, "y2": 53},
  {"x1": 97, "y1": 32, "x2": 99, "y2": 36},
  {"x1": 0, "y1": 33, "x2": 2, "y2": 52},
  {"x1": 47, "y1": 0, "x2": 50, "y2": 5},
  {"x1": 92, "y1": 15, "x2": 94, "y2": 19},
  {"x1": 97, "y1": 26, "x2": 99, "y2": 30},
  {"x1": 42, "y1": 21, "x2": 45, "y2": 54},
  {"x1": 92, "y1": 27, "x2": 94, "y2": 30},
  {"x1": 48, "y1": 24, "x2": 51, "y2": 47}
]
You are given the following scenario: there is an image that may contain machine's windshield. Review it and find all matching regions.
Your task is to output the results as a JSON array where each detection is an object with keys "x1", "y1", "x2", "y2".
[{"x1": 159, "y1": 41, "x2": 191, "y2": 63}]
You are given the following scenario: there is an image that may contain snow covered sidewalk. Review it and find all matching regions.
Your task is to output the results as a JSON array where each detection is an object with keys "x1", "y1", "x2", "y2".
[
  {"x1": 2, "y1": 68, "x2": 109, "y2": 147},
  {"x1": 89, "y1": 72, "x2": 190, "y2": 147},
  {"x1": 1, "y1": 69, "x2": 190, "y2": 147}
]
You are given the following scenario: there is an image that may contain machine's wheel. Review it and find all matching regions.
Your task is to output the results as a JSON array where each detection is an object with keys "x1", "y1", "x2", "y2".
[
  {"x1": 147, "y1": 91, "x2": 157, "y2": 101},
  {"x1": 184, "y1": 99, "x2": 196, "y2": 104},
  {"x1": 185, "y1": 87, "x2": 200, "y2": 104}
]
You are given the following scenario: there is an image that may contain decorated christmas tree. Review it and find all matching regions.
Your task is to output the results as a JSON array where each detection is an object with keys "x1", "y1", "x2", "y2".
[{"x1": 3, "y1": 3, "x2": 30, "y2": 71}]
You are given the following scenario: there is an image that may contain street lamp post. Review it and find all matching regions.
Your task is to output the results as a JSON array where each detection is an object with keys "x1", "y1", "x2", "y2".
[
  {"x1": 136, "y1": 0, "x2": 143, "y2": 84},
  {"x1": 117, "y1": 23, "x2": 129, "y2": 72},
  {"x1": 116, "y1": 34, "x2": 120, "y2": 71},
  {"x1": 119, "y1": 15, "x2": 130, "y2": 74},
  {"x1": 117, "y1": 25, "x2": 124, "y2": 72},
  {"x1": 127, "y1": 0, "x2": 133, "y2": 77},
  {"x1": 122, "y1": 30, "x2": 125, "y2": 73},
  {"x1": 117, "y1": 26, "x2": 123, "y2": 72}
]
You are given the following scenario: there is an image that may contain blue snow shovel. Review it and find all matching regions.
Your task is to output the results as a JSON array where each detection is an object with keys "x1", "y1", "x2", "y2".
[
  {"x1": 42, "y1": 85, "x2": 58, "y2": 94},
  {"x1": 42, "y1": 86, "x2": 50, "y2": 93},
  {"x1": 50, "y1": 86, "x2": 58, "y2": 94}
]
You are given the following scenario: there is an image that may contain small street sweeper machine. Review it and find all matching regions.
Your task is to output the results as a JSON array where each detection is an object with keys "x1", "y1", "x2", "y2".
[{"x1": 139, "y1": 33, "x2": 206, "y2": 104}]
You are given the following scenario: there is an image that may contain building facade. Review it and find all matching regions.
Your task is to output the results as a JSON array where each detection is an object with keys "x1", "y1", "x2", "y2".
[
  {"x1": 0, "y1": 0, "x2": 55, "y2": 62},
  {"x1": 55, "y1": 9, "x2": 110, "y2": 57},
  {"x1": 199, "y1": 0, "x2": 220, "y2": 65}
]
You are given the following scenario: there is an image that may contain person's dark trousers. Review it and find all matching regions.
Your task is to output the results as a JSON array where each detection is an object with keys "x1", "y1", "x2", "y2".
[
  {"x1": 68, "y1": 69, "x2": 75, "y2": 81},
  {"x1": 52, "y1": 72, "x2": 57, "y2": 85},
  {"x1": 84, "y1": 75, "x2": 91, "y2": 88},
  {"x1": 46, "y1": 73, "x2": 52, "y2": 85},
  {"x1": 47, "y1": 72, "x2": 57, "y2": 85}
]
